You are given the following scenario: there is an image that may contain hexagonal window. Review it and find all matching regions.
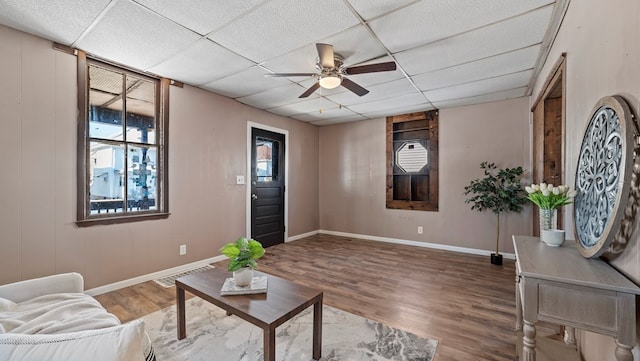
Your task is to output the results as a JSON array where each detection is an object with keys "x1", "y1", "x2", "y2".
[{"x1": 395, "y1": 141, "x2": 428, "y2": 173}]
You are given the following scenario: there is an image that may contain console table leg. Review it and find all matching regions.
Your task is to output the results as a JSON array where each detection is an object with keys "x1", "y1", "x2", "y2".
[
  {"x1": 523, "y1": 321, "x2": 536, "y2": 361},
  {"x1": 614, "y1": 341, "x2": 633, "y2": 361},
  {"x1": 515, "y1": 275, "x2": 522, "y2": 332}
]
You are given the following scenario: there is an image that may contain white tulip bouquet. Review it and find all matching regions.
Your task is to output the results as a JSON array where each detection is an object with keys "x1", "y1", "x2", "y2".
[{"x1": 524, "y1": 183, "x2": 577, "y2": 209}]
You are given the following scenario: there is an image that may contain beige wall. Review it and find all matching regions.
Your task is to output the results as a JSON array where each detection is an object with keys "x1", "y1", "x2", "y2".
[
  {"x1": 319, "y1": 97, "x2": 532, "y2": 255},
  {"x1": 0, "y1": 25, "x2": 319, "y2": 289},
  {"x1": 531, "y1": 0, "x2": 640, "y2": 359}
]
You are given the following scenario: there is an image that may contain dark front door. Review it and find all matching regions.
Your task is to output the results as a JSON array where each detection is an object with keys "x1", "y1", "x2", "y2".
[{"x1": 251, "y1": 128, "x2": 285, "y2": 248}]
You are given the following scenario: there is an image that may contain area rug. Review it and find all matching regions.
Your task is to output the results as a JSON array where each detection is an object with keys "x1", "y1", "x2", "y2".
[{"x1": 142, "y1": 297, "x2": 438, "y2": 361}]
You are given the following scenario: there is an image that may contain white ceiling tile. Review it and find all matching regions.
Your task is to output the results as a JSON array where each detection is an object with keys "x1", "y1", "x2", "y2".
[
  {"x1": 346, "y1": 0, "x2": 418, "y2": 20},
  {"x1": 371, "y1": 0, "x2": 554, "y2": 52},
  {"x1": 261, "y1": 45, "x2": 319, "y2": 76},
  {"x1": 237, "y1": 83, "x2": 316, "y2": 109},
  {"x1": 349, "y1": 70, "x2": 406, "y2": 88},
  {"x1": 324, "y1": 26, "x2": 390, "y2": 67},
  {"x1": 363, "y1": 104, "x2": 435, "y2": 120},
  {"x1": 309, "y1": 114, "x2": 368, "y2": 126},
  {"x1": 134, "y1": 0, "x2": 265, "y2": 35},
  {"x1": 262, "y1": 25, "x2": 387, "y2": 74},
  {"x1": 326, "y1": 78, "x2": 418, "y2": 106},
  {"x1": 424, "y1": 70, "x2": 532, "y2": 102},
  {"x1": 396, "y1": 5, "x2": 554, "y2": 75},
  {"x1": 348, "y1": 93, "x2": 428, "y2": 113},
  {"x1": 201, "y1": 66, "x2": 291, "y2": 98},
  {"x1": 432, "y1": 87, "x2": 528, "y2": 109},
  {"x1": 412, "y1": 44, "x2": 541, "y2": 91},
  {"x1": 0, "y1": 0, "x2": 110, "y2": 44},
  {"x1": 0, "y1": 0, "x2": 562, "y2": 125},
  {"x1": 76, "y1": 1, "x2": 200, "y2": 70},
  {"x1": 148, "y1": 39, "x2": 255, "y2": 85},
  {"x1": 291, "y1": 107, "x2": 361, "y2": 123},
  {"x1": 208, "y1": 0, "x2": 360, "y2": 62},
  {"x1": 266, "y1": 97, "x2": 339, "y2": 117}
]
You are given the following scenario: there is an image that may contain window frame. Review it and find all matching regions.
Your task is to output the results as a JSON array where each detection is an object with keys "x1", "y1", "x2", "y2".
[
  {"x1": 76, "y1": 51, "x2": 170, "y2": 226},
  {"x1": 386, "y1": 110, "x2": 439, "y2": 211}
]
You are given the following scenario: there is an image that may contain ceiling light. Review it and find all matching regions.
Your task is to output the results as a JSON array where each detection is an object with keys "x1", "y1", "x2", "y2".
[{"x1": 319, "y1": 75, "x2": 341, "y2": 89}]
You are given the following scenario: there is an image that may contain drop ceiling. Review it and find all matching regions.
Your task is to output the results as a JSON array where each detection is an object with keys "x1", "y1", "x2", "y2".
[{"x1": 0, "y1": 0, "x2": 564, "y2": 126}]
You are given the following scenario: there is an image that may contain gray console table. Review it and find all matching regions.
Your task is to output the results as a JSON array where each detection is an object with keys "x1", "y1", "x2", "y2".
[{"x1": 513, "y1": 235, "x2": 640, "y2": 361}]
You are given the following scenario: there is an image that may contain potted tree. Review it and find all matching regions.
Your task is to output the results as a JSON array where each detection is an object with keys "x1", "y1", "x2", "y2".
[
  {"x1": 220, "y1": 237, "x2": 265, "y2": 286},
  {"x1": 463, "y1": 162, "x2": 528, "y2": 265}
]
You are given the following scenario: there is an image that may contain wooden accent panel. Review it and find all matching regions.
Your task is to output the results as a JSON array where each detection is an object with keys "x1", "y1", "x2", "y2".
[
  {"x1": 532, "y1": 99, "x2": 547, "y2": 236},
  {"x1": 532, "y1": 54, "x2": 566, "y2": 234},
  {"x1": 97, "y1": 234, "x2": 541, "y2": 361},
  {"x1": 543, "y1": 96, "x2": 563, "y2": 228},
  {"x1": 386, "y1": 110, "x2": 439, "y2": 211}
]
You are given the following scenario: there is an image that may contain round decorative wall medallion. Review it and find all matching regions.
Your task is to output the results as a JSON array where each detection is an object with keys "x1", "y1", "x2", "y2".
[{"x1": 573, "y1": 96, "x2": 637, "y2": 258}]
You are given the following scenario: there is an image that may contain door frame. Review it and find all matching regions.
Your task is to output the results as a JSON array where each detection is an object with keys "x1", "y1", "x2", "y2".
[
  {"x1": 531, "y1": 53, "x2": 566, "y2": 233},
  {"x1": 246, "y1": 122, "x2": 289, "y2": 242}
]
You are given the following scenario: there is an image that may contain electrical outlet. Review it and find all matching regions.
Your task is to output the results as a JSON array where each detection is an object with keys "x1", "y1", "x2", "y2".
[
  {"x1": 179, "y1": 244, "x2": 187, "y2": 255},
  {"x1": 236, "y1": 175, "x2": 245, "y2": 185},
  {"x1": 418, "y1": 226, "x2": 423, "y2": 234}
]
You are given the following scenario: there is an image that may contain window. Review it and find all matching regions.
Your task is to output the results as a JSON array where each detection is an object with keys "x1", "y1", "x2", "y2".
[
  {"x1": 76, "y1": 51, "x2": 169, "y2": 226},
  {"x1": 255, "y1": 137, "x2": 279, "y2": 182},
  {"x1": 386, "y1": 111, "x2": 439, "y2": 211}
]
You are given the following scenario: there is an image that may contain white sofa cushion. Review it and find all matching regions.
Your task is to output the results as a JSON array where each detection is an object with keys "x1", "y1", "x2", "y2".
[
  {"x1": 0, "y1": 298, "x2": 16, "y2": 313},
  {"x1": 0, "y1": 293, "x2": 120, "y2": 334},
  {"x1": 0, "y1": 273, "x2": 83, "y2": 303},
  {"x1": 0, "y1": 319, "x2": 146, "y2": 361}
]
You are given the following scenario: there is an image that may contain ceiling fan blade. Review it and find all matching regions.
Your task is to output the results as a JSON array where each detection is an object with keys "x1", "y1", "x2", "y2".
[
  {"x1": 299, "y1": 82, "x2": 321, "y2": 98},
  {"x1": 344, "y1": 61, "x2": 397, "y2": 75},
  {"x1": 316, "y1": 43, "x2": 335, "y2": 68},
  {"x1": 264, "y1": 72, "x2": 317, "y2": 78},
  {"x1": 341, "y1": 78, "x2": 369, "y2": 96}
]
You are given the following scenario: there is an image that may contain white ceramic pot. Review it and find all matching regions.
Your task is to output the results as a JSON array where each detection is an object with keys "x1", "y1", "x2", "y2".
[
  {"x1": 233, "y1": 267, "x2": 253, "y2": 286},
  {"x1": 541, "y1": 229, "x2": 565, "y2": 247}
]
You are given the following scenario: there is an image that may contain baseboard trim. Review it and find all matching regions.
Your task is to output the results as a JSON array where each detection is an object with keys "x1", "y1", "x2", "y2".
[
  {"x1": 318, "y1": 230, "x2": 516, "y2": 260},
  {"x1": 287, "y1": 230, "x2": 319, "y2": 242},
  {"x1": 85, "y1": 255, "x2": 227, "y2": 296}
]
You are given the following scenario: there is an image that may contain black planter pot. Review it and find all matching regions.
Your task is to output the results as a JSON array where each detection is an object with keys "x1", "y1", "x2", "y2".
[{"x1": 490, "y1": 253, "x2": 503, "y2": 266}]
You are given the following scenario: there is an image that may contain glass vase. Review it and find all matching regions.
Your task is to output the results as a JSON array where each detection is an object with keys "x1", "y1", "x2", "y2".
[{"x1": 539, "y1": 208, "x2": 557, "y2": 236}]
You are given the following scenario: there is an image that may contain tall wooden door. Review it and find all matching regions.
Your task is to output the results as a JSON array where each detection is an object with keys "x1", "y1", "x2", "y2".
[
  {"x1": 251, "y1": 128, "x2": 285, "y2": 248},
  {"x1": 532, "y1": 58, "x2": 564, "y2": 235}
]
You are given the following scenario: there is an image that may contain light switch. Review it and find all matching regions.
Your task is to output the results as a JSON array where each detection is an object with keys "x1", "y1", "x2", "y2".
[{"x1": 236, "y1": 175, "x2": 245, "y2": 185}]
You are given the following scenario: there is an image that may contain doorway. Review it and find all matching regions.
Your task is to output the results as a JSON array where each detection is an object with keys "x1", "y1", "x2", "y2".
[
  {"x1": 248, "y1": 125, "x2": 287, "y2": 248},
  {"x1": 532, "y1": 54, "x2": 565, "y2": 235}
]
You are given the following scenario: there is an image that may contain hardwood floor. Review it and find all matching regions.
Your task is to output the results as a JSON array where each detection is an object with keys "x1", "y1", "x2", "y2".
[{"x1": 96, "y1": 234, "x2": 522, "y2": 361}]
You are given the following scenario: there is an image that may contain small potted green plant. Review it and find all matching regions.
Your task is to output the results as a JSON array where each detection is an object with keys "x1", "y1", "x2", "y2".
[
  {"x1": 220, "y1": 237, "x2": 265, "y2": 286},
  {"x1": 464, "y1": 162, "x2": 528, "y2": 265},
  {"x1": 525, "y1": 183, "x2": 577, "y2": 246}
]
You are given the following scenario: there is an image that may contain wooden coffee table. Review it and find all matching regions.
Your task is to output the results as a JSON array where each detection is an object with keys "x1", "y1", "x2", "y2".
[{"x1": 175, "y1": 268, "x2": 323, "y2": 361}]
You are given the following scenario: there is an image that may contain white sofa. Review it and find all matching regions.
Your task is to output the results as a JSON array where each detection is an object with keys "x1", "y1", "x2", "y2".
[{"x1": 0, "y1": 273, "x2": 154, "y2": 361}]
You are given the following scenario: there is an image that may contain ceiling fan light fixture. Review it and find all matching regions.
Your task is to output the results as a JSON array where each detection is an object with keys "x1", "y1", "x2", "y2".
[{"x1": 319, "y1": 75, "x2": 342, "y2": 89}]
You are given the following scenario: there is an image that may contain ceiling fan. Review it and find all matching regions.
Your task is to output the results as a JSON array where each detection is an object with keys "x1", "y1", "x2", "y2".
[{"x1": 265, "y1": 43, "x2": 397, "y2": 98}]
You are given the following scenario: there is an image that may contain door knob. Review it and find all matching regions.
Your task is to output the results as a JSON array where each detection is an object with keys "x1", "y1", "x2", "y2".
[{"x1": 251, "y1": 194, "x2": 258, "y2": 200}]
